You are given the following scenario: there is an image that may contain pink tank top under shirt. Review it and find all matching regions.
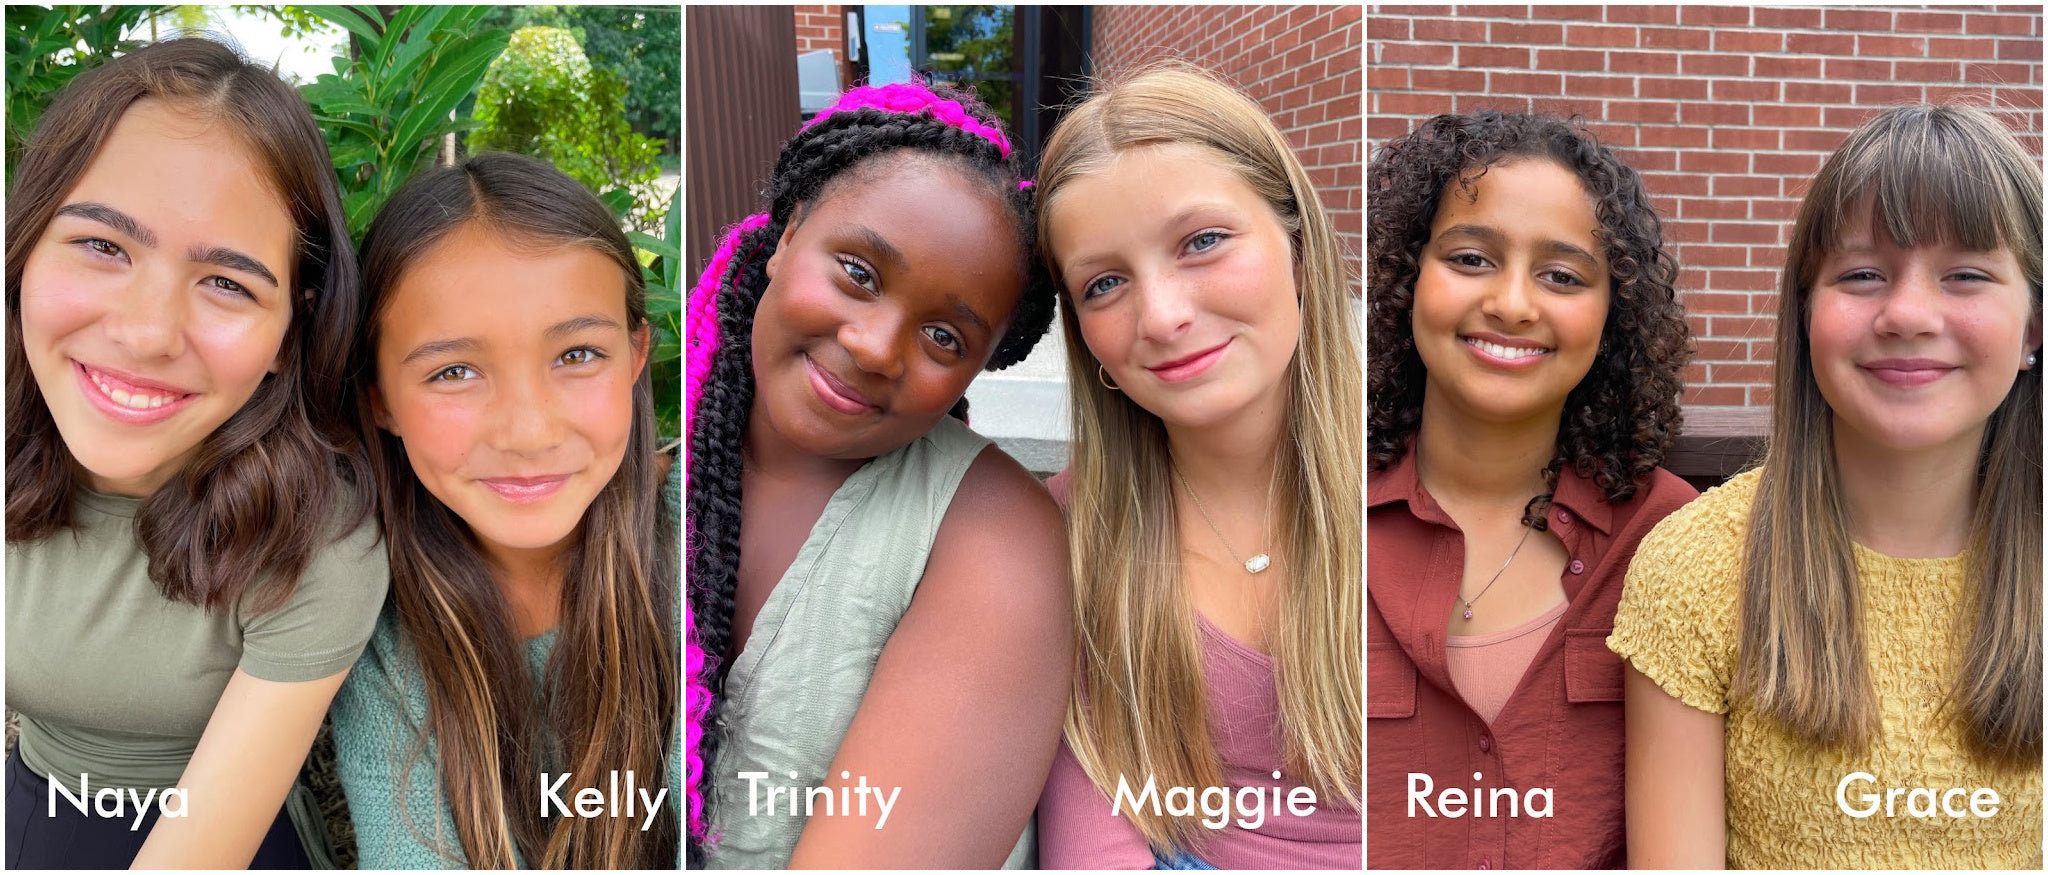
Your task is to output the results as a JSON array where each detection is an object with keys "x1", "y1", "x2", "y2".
[{"x1": 1446, "y1": 600, "x2": 1568, "y2": 725}]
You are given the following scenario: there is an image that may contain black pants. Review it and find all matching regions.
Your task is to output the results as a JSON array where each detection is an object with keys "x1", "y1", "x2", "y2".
[{"x1": 5, "y1": 748, "x2": 309, "y2": 869}]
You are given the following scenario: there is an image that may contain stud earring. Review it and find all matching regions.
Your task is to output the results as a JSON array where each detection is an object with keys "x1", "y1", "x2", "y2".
[
  {"x1": 2029, "y1": 352, "x2": 2038, "y2": 369},
  {"x1": 1098, "y1": 364, "x2": 1121, "y2": 391}
]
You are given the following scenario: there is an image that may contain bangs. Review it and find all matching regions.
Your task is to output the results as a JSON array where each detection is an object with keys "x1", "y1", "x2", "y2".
[{"x1": 1805, "y1": 106, "x2": 2038, "y2": 262}]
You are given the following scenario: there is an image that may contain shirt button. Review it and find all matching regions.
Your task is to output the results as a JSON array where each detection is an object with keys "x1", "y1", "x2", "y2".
[
  {"x1": 1478, "y1": 735, "x2": 1492, "y2": 753},
  {"x1": 1479, "y1": 859, "x2": 1491, "y2": 870},
  {"x1": 1569, "y1": 559, "x2": 1585, "y2": 574},
  {"x1": 1557, "y1": 509, "x2": 1573, "y2": 525}
]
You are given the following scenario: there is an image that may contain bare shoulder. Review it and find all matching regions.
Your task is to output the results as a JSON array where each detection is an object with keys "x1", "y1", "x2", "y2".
[{"x1": 919, "y1": 445, "x2": 1068, "y2": 617}]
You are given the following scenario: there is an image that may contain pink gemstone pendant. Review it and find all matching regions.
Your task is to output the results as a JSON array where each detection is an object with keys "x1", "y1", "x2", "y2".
[{"x1": 1463, "y1": 609, "x2": 1473, "y2": 620}]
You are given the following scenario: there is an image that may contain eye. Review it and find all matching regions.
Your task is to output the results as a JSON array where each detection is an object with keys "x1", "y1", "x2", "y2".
[
  {"x1": 557, "y1": 346, "x2": 608, "y2": 366},
  {"x1": 1081, "y1": 275, "x2": 1125, "y2": 300},
  {"x1": 1838, "y1": 268, "x2": 1885, "y2": 284},
  {"x1": 1446, "y1": 251, "x2": 1492, "y2": 271},
  {"x1": 1947, "y1": 269, "x2": 1994, "y2": 284},
  {"x1": 838, "y1": 257, "x2": 876, "y2": 292},
  {"x1": 1186, "y1": 230, "x2": 1228, "y2": 253},
  {"x1": 428, "y1": 364, "x2": 478, "y2": 383},
  {"x1": 1540, "y1": 268, "x2": 1586, "y2": 288},
  {"x1": 77, "y1": 237, "x2": 125, "y2": 259},
  {"x1": 204, "y1": 275, "x2": 254, "y2": 299},
  {"x1": 923, "y1": 325, "x2": 963, "y2": 354}
]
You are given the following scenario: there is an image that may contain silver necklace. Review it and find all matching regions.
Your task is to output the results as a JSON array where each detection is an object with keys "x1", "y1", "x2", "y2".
[
  {"x1": 1174, "y1": 466, "x2": 1273, "y2": 574},
  {"x1": 1459, "y1": 524, "x2": 1534, "y2": 620}
]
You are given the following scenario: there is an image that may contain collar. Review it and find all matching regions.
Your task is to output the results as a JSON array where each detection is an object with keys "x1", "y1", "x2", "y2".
[{"x1": 1368, "y1": 444, "x2": 1615, "y2": 536}]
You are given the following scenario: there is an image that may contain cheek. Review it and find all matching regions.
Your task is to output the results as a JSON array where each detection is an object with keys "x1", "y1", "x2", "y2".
[
  {"x1": 18, "y1": 260, "x2": 105, "y2": 347},
  {"x1": 386, "y1": 388, "x2": 488, "y2": 480},
  {"x1": 1804, "y1": 294, "x2": 1865, "y2": 363},
  {"x1": 1075, "y1": 305, "x2": 1136, "y2": 369},
  {"x1": 188, "y1": 308, "x2": 290, "y2": 386},
  {"x1": 570, "y1": 370, "x2": 639, "y2": 468}
]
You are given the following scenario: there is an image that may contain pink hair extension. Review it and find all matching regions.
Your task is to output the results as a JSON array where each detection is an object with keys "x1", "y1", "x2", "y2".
[
  {"x1": 802, "y1": 81, "x2": 1012, "y2": 158},
  {"x1": 686, "y1": 585, "x2": 712, "y2": 839},
  {"x1": 1018, "y1": 179, "x2": 1035, "y2": 191},
  {"x1": 684, "y1": 212, "x2": 773, "y2": 443}
]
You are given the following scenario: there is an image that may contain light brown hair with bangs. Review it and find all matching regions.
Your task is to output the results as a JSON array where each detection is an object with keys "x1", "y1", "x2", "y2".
[{"x1": 1739, "y1": 103, "x2": 2042, "y2": 762}]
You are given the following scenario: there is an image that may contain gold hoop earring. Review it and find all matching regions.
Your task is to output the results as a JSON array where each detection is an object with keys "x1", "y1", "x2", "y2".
[{"x1": 1098, "y1": 364, "x2": 1121, "y2": 391}]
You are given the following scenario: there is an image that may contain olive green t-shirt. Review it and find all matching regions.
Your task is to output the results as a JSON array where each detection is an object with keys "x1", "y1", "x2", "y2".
[{"x1": 6, "y1": 488, "x2": 388, "y2": 792}]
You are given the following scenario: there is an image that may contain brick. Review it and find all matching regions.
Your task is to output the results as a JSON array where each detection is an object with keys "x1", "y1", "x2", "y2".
[
  {"x1": 1641, "y1": 170, "x2": 1709, "y2": 195},
  {"x1": 1927, "y1": 36, "x2": 1998, "y2": 60},
  {"x1": 1709, "y1": 127, "x2": 1779, "y2": 151},
  {"x1": 1375, "y1": 6, "x2": 1458, "y2": 16},
  {"x1": 1824, "y1": 58, "x2": 1892, "y2": 81},
  {"x1": 1784, "y1": 129, "x2": 1850, "y2": 153},
  {"x1": 1602, "y1": 6, "x2": 1677, "y2": 25},
  {"x1": 1711, "y1": 79, "x2": 1779, "y2": 102},
  {"x1": 1563, "y1": 74, "x2": 1636, "y2": 98},
  {"x1": 1368, "y1": 66, "x2": 1410, "y2": 90},
  {"x1": 1854, "y1": 83, "x2": 1926, "y2": 104},
  {"x1": 1753, "y1": 104, "x2": 1821, "y2": 128},
  {"x1": 1684, "y1": 314, "x2": 1711, "y2": 337},
  {"x1": 1998, "y1": 86, "x2": 2045, "y2": 110},
  {"x1": 1678, "y1": 196, "x2": 1748, "y2": 220},
  {"x1": 1536, "y1": 48, "x2": 1608, "y2": 71},
  {"x1": 1893, "y1": 59, "x2": 1964, "y2": 83},
  {"x1": 1607, "y1": 99, "x2": 1678, "y2": 123},
  {"x1": 1711, "y1": 223, "x2": 1780, "y2": 246},
  {"x1": 1456, "y1": 4, "x2": 1524, "y2": 17},
  {"x1": 1711, "y1": 362, "x2": 1774, "y2": 384},
  {"x1": 1684, "y1": 386, "x2": 1746, "y2": 406},
  {"x1": 1409, "y1": 16, "x2": 1485, "y2": 42},
  {"x1": 1705, "y1": 270, "x2": 1777, "y2": 294},
  {"x1": 1610, "y1": 50, "x2": 1679, "y2": 75},
  {"x1": 1680, "y1": 101, "x2": 1750, "y2": 126},
  {"x1": 1490, "y1": 70, "x2": 1565, "y2": 95},
  {"x1": 1677, "y1": 5, "x2": 1747, "y2": 26},
  {"x1": 1638, "y1": 125, "x2": 1710, "y2": 148},
  {"x1": 1664, "y1": 218, "x2": 1709, "y2": 245},
  {"x1": 1531, "y1": 97, "x2": 1599, "y2": 119},
  {"x1": 1747, "y1": 385, "x2": 1774, "y2": 407},
  {"x1": 1693, "y1": 339, "x2": 1749, "y2": 361},
  {"x1": 1859, "y1": 34, "x2": 1929, "y2": 57},
  {"x1": 1491, "y1": 21, "x2": 1564, "y2": 44},
  {"x1": 1753, "y1": 7, "x2": 1820, "y2": 28},
  {"x1": 1680, "y1": 149, "x2": 1748, "y2": 174},
  {"x1": 1752, "y1": 198, "x2": 1799, "y2": 223},
  {"x1": 1999, "y1": 38, "x2": 2044, "y2": 62},
  {"x1": 1826, "y1": 8, "x2": 1895, "y2": 32},
  {"x1": 1455, "y1": 94, "x2": 1532, "y2": 114},
  {"x1": 1753, "y1": 56, "x2": 1821, "y2": 79},
  {"x1": 1711, "y1": 315, "x2": 1777, "y2": 339},
  {"x1": 1565, "y1": 23, "x2": 1636, "y2": 48},
  {"x1": 1586, "y1": 122, "x2": 1642, "y2": 148},
  {"x1": 1712, "y1": 30, "x2": 1783, "y2": 54},
  {"x1": 1966, "y1": 13, "x2": 2038, "y2": 36},
  {"x1": 1680, "y1": 52, "x2": 1749, "y2": 77},
  {"x1": 1638, "y1": 76, "x2": 1708, "y2": 100},
  {"x1": 1964, "y1": 62, "x2": 2034, "y2": 86},
  {"x1": 1823, "y1": 105, "x2": 1889, "y2": 130},
  {"x1": 1895, "y1": 11, "x2": 1966, "y2": 32},
  {"x1": 1375, "y1": 91, "x2": 1450, "y2": 116},
  {"x1": 1641, "y1": 27, "x2": 1710, "y2": 51},
  {"x1": 1783, "y1": 81, "x2": 1853, "y2": 104},
  {"x1": 1786, "y1": 33, "x2": 1855, "y2": 56},
  {"x1": 1752, "y1": 152, "x2": 1826, "y2": 178},
  {"x1": 1682, "y1": 363, "x2": 1710, "y2": 385},
  {"x1": 1686, "y1": 292, "x2": 1752, "y2": 314},
  {"x1": 1460, "y1": 44, "x2": 1532, "y2": 68},
  {"x1": 1530, "y1": 5, "x2": 1595, "y2": 21}
]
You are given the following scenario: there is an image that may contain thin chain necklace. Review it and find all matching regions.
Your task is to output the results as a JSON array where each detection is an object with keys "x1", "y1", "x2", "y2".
[
  {"x1": 1459, "y1": 524, "x2": 1534, "y2": 620},
  {"x1": 1173, "y1": 465, "x2": 1274, "y2": 574}
]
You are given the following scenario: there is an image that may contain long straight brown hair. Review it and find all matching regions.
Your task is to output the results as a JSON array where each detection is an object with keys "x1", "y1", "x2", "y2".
[
  {"x1": 1739, "y1": 104, "x2": 2042, "y2": 763},
  {"x1": 355, "y1": 153, "x2": 678, "y2": 867},
  {"x1": 5, "y1": 38, "x2": 365, "y2": 612},
  {"x1": 1037, "y1": 64, "x2": 1363, "y2": 853}
]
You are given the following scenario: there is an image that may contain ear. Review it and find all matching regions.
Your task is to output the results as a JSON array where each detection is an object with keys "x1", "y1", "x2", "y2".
[
  {"x1": 369, "y1": 384, "x2": 398, "y2": 436},
  {"x1": 765, "y1": 205, "x2": 806, "y2": 280},
  {"x1": 631, "y1": 319, "x2": 652, "y2": 377}
]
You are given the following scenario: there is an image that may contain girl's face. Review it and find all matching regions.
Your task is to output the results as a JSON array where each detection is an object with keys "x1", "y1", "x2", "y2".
[
  {"x1": 1047, "y1": 143, "x2": 1302, "y2": 431},
  {"x1": 1410, "y1": 158, "x2": 1611, "y2": 429},
  {"x1": 1806, "y1": 211, "x2": 2039, "y2": 457},
  {"x1": 373, "y1": 223, "x2": 647, "y2": 561},
  {"x1": 752, "y1": 153, "x2": 1024, "y2": 461},
  {"x1": 19, "y1": 98, "x2": 296, "y2": 497}
]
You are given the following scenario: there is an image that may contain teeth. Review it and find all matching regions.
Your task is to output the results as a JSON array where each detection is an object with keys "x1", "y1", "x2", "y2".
[
  {"x1": 1467, "y1": 338, "x2": 1548, "y2": 361},
  {"x1": 89, "y1": 370, "x2": 180, "y2": 409}
]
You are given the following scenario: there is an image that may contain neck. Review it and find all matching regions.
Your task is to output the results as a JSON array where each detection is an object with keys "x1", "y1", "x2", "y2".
[
  {"x1": 742, "y1": 395, "x2": 867, "y2": 484},
  {"x1": 1833, "y1": 421, "x2": 1981, "y2": 558},
  {"x1": 1413, "y1": 387, "x2": 1558, "y2": 514},
  {"x1": 1161, "y1": 390, "x2": 1286, "y2": 504},
  {"x1": 480, "y1": 534, "x2": 571, "y2": 638}
]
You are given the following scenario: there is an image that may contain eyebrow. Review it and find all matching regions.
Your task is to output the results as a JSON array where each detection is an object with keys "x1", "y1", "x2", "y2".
[
  {"x1": 58, "y1": 201, "x2": 281, "y2": 289},
  {"x1": 546, "y1": 314, "x2": 626, "y2": 338},
  {"x1": 854, "y1": 226, "x2": 908, "y2": 274},
  {"x1": 399, "y1": 337, "x2": 480, "y2": 367},
  {"x1": 946, "y1": 295, "x2": 991, "y2": 334},
  {"x1": 1438, "y1": 224, "x2": 1603, "y2": 268}
]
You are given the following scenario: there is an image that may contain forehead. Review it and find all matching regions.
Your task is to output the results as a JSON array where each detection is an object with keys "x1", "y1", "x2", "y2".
[
  {"x1": 378, "y1": 223, "x2": 630, "y2": 349},
  {"x1": 1045, "y1": 143, "x2": 1275, "y2": 252},
  {"x1": 62, "y1": 99, "x2": 294, "y2": 256},
  {"x1": 798, "y1": 153, "x2": 1026, "y2": 298},
  {"x1": 1430, "y1": 159, "x2": 1601, "y2": 245}
]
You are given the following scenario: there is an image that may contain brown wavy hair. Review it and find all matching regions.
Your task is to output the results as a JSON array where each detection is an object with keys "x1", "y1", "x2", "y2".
[
  {"x1": 5, "y1": 38, "x2": 365, "y2": 612},
  {"x1": 354, "y1": 153, "x2": 678, "y2": 867},
  {"x1": 1367, "y1": 111, "x2": 1689, "y2": 516}
]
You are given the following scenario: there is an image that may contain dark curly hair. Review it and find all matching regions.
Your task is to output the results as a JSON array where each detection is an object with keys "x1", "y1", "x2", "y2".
[
  {"x1": 684, "y1": 83, "x2": 1054, "y2": 863},
  {"x1": 1367, "y1": 110, "x2": 1689, "y2": 522}
]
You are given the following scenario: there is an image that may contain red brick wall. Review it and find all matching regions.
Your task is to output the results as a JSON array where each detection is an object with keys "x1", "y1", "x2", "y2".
[
  {"x1": 1369, "y1": 5, "x2": 2044, "y2": 407},
  {"x1": 1095, "y1": 5, "x2": 1365, "y2": 282},
  {"x1": 795, "y1": 4, "x2": 848, "y2": 89}
]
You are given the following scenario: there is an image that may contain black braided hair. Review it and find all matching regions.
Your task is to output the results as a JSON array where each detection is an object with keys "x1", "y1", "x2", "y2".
[{"x1": 685, "y1": 86, "x2": 1053, "y2": 862}]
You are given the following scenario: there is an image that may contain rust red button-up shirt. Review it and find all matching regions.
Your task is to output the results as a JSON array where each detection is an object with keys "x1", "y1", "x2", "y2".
[{"x1": 1367, "y1": 449, "x2": 1696, "y2": 870}]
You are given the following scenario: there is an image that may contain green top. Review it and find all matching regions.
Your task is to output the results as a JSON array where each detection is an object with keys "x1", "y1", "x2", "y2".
[
  {"x1": 331, "y1": 456, "x2": 682, "y2": 868},
  {"x1": 5, "y1": 487, "x2": 388, "y2": 792},
  {"x1": 703, "y1": 416, "x2": 1034, "y2": 869}
]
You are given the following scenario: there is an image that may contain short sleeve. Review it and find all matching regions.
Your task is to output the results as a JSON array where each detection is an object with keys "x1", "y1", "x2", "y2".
[
  {"x1": 1606, "y1": 472, "x2": 1755, "y2": 716},
  {"x1": 239, "y1": 512, "x2": 390, "y2": 682}
]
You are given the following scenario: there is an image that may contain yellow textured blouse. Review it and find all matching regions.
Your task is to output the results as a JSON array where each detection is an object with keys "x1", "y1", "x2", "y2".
[{"x1": 1608, "y1": 469, "x2": 2042, "y2": 870}]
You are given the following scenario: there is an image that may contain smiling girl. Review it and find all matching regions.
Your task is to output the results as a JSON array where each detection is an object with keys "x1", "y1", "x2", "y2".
[
  {"x1": 1031, "y1": 66, "x2": 1361, "y2": 870},
  {"x1": 3, "y1": 39, "x2": 382, "y2": 868},
  {"x1": 685, "y1": 82, "x2": 1067, "y2": 868},
  {"x1": 1363, "y1": 111, "x2": 1695, "y2": 869},
  {"x1": 1612, "y1": 104, "x2": 2043, "y2": 869},
  {"x1": 329, "y1": 152, "x2": 677, "y2": 868}
]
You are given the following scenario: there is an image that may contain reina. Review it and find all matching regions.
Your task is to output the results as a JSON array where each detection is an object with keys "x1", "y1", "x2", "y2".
[{"x1": 1407, "y1": 772, "x2": 1554, "y2": 818}]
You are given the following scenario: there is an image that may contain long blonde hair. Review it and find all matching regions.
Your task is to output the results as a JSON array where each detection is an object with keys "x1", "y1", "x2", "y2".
[
  {"x1": 1739, "y1": 103, "x2": 2041, "y2": 763},
  {"x1": 1036, "y1": 64, "x2": 1362, "y2": 852}
]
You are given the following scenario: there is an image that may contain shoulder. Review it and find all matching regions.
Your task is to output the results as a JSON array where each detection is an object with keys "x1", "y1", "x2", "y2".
[
  {"x1": 1603, "y1": 466, "x2": 1700, "y2": 540},
  {"x1": 1045, "y1": 466, "x2": 1072, "y2": 513},
  {"x1": 1631, "y1": 467, "x2": 1758, "y2": 579},
  {"x1": 919, "y1": 445, "x2": 1067, "y2": 617}
]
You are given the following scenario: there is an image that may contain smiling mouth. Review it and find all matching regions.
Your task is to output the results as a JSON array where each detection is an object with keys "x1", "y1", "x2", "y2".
[
  {"x1": 74, "y1": 361, "x2": 197, "y2": 424},
  {"x1": 480, "y1": 475, "x2": 571, "y2": 504},
  {"x1": 1863, "y1": 359, "x2": 1958, "y2": 388},
  {"x1": 805, "y1": 355, "x2": 880, "y2": 415},
  {"x1": 1462, "y1": 336, "x2": 1553, "y2": 363},
  {"x1": 1146, "y1": 340, "x2": 1231, "y2": 383}
]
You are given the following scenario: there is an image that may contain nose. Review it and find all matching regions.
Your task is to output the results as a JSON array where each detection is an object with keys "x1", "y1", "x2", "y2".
[
  {"x1": 489, "y1": 368, "x2": 570, "y2": 457},
  {"x1": 1872, "y1": 271, "x2": 1941, "y2": 338},
  {"x1": 1479, "y1": 269, "x2": 1539, "y2": 326},
  {"x1": 102, "y1": 271, "x2": 188, "y2": 359},
  {"x1": 839, "y1": 310, "x2": 907, "y2": 380},
  {"x1": 1136, "y1": 274, "x2": 1196, "y2": 343}
]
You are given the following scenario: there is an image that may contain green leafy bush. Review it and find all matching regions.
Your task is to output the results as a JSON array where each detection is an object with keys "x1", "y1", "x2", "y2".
[{"x1": 4, "y1": 5, "x2": 156, "y2": 181}]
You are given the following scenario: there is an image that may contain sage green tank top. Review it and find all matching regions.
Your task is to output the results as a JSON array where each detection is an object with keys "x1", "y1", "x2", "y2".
[{"x1": 702, "y1": 416, "x2": 1034, "y2": 869}]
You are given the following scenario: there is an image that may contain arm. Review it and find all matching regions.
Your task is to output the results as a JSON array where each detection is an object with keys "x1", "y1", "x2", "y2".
[
  {"x1": 131, "y1": 668, "x2": 347, "y2": 869},
  {"x1": 330, "y1": 634, "x2": 468, "y2": 869},
  {"x1": 787, "y1": 447, "x2": 1074, "y2": 868},
  {"x1": 1624, "y1": 664, "x2": 1726, "y2": 869}
]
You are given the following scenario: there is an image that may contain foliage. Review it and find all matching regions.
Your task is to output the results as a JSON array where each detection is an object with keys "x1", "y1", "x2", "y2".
[
  {"x1": 630, "y1": 186, "x2": 683, "y2": 439},
  {"x1": 471, "y1": 25, "x2": 665, "y2": 233},
  {"x1": 3, "y1": 5, "x2": 159, "y2": 179},
  {"x1": 230, "y1": 4, "x2": 326, "y2": 40},
  {"x1": 476, "y1": 5, "x2": 678, "y2": 147},
  {"x1": 298, "y1": 5, "x2": 510, "y2": 240}
]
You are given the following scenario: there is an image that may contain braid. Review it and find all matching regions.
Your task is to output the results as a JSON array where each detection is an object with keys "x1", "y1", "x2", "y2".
[{"x1": 683, "y1": 83, "x2": 1054, "y2": 860}]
